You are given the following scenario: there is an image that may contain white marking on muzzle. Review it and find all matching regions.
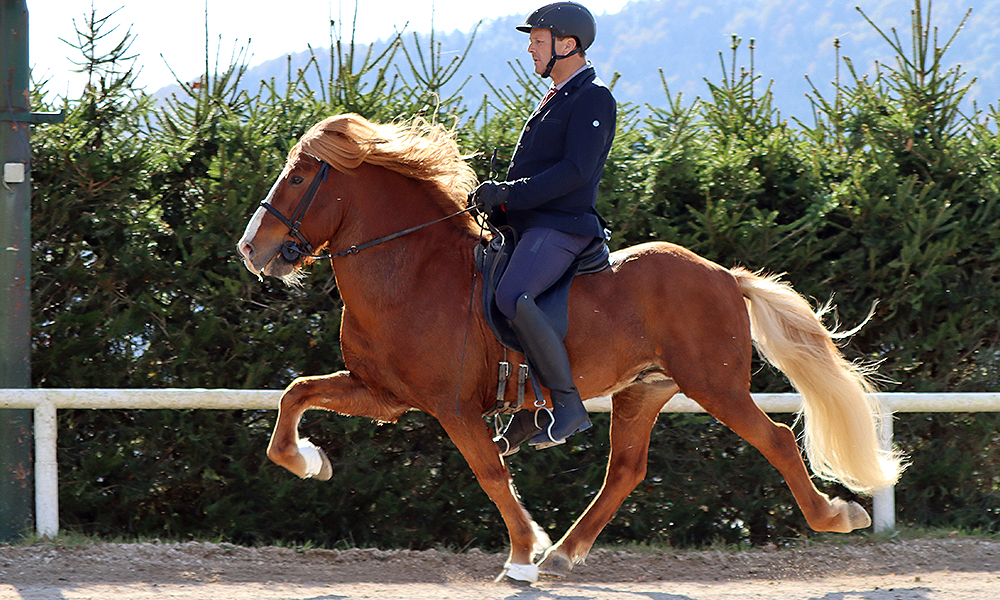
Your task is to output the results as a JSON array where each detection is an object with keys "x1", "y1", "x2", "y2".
[{"x1": 237, "y1": 178, "x2": 282, "y2": 266}]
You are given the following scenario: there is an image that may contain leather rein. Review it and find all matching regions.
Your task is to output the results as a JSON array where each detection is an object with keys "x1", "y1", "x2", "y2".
[{"x1": 260, "y1": 159, "x2": 476, "y2": 263}]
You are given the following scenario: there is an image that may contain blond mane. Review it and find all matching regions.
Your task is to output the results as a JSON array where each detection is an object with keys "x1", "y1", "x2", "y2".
[{"x1": 287, "y1": 114, "x2": 479, "y2": 216}]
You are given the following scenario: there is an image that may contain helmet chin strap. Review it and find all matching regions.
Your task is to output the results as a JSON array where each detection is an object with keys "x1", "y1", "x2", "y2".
[{"x1": 541, "y1": 35, "x2": 581, "y2": 78}]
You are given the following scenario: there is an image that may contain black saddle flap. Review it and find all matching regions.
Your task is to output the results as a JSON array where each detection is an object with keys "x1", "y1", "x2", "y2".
[{"x1": 475, "y1": 229, "x2": 611, "y2": 352}]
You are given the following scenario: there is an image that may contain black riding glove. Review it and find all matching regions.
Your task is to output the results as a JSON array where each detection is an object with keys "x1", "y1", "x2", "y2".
[{"x1": 471, "y1": 181, "x2": 511, "y2": 215}]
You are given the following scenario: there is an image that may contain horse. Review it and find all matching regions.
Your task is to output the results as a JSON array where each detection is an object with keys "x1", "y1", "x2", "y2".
[{"x1": 236, "y1": 113, "x2": 904, "y2": 582}]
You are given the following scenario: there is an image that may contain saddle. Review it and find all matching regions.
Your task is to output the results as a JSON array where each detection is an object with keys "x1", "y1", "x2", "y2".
[{"x1": 474, "y1": 227, "x2": 611, "y2": 355}]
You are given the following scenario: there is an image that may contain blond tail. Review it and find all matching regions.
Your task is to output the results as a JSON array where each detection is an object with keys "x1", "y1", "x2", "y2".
[{"x1": 732, "y1": 267, "x2": 906, "y2": 495}]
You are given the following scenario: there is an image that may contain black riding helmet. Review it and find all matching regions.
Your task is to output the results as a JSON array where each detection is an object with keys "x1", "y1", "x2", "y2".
[{"x1": 517, "y1": 2, "x2": 597, "y2": 78}]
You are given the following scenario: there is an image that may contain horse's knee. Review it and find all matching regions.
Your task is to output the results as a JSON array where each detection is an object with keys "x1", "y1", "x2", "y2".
[{"x1": 279, "y1": 377, "x2": 313, "y2": 407}]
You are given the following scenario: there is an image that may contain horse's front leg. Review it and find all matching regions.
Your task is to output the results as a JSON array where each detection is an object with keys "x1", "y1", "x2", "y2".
[
  {"x1": 539, "y1": 380, "x2": 676, "y2": 576},
  {"x1": 435, "y1": 411, "x2": 551, "y2": 582},
  {"x1": 267, "y1": 371, "x2": 403, "y2": 480}
]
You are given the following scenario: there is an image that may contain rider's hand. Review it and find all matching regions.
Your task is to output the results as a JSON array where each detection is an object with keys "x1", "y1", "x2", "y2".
[{"x1": 471, "y1": 181, "x2": 510, "y2": 214}]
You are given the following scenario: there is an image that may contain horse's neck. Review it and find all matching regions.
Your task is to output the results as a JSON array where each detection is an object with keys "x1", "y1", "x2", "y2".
[{"x1": 332, "y1": 184, "x2": 477, "y2": 322}]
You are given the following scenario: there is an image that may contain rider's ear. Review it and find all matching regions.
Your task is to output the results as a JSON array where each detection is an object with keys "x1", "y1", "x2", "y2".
[{"x1": 557, "y1": 36, "x2": 578, "y2": 52}]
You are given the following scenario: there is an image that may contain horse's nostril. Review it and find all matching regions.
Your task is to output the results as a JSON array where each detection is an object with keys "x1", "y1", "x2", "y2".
[{"x1": 238, "y1": 241, "x2": 255, "y2": 261}]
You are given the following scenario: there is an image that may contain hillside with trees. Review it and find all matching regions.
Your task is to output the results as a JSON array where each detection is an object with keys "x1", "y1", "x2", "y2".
[{"x1": 197, "y1": 0, "x2": 1000, "y2": 122}]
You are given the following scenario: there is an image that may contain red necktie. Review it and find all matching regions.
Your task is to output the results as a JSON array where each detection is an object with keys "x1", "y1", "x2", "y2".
[{"x1": 540, "y1": 88, "x2": 558, "y2": 107}]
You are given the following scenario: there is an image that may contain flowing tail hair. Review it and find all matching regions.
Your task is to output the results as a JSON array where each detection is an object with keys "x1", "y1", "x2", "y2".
[{"x1": 732, "y1": 267, "x2": 906, "y2": 495}]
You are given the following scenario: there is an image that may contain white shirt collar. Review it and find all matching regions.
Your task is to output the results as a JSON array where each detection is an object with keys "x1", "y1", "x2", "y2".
[{"x1": 551, "y1": 62, "x2": 592, "y2": 91}]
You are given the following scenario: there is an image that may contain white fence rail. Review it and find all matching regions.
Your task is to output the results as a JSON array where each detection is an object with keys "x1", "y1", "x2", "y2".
[{"x1": 3, "y1": 389, "x2": 1000, "y2": 540}]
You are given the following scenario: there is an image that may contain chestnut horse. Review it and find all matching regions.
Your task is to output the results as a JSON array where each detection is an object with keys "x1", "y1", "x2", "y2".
[{"x1": 237, "y1": 113, "x2": 904, "y2": 582}]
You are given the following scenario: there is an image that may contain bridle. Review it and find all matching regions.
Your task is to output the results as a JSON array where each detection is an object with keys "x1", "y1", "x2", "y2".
[
  {"x1": 259, "y1": 159, "x2": 477, "y2": 264},
  {"x1": 259, "y1": 161, "x2": 331, "y2": 263}
]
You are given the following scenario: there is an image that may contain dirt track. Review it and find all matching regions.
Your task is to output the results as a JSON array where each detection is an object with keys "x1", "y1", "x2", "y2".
[{"x1": 2, "y1": 537, "x2": 998, "y2": 599}]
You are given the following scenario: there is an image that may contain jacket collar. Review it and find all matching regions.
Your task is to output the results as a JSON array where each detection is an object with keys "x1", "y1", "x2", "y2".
[
  {"x1": 529, "y1": 65, "x2": 596, "y2": 120},
  {"x1": 552, "y1": 63, "x2": 593, "y2": 92}
]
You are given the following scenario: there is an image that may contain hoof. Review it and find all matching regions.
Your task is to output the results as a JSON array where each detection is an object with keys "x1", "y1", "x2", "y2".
[
  {"x1": 297, "y1": 438, "x2": 333, "y2": 481},
  {"x1": 538, "y1": 549, "x2": 573, "y2": 577},
  {"x1": 825, "y1": 497, "x2": 872, "y2": 533},
  {"x1": 315, "y1": 448, "x2": 333, "y2": 481},
  {"x1": 844, "y1": 500, "x2": 873, "y2": 531},
  {"x1": 497, "y1": 562, "x2": 538, "y2": 583}
]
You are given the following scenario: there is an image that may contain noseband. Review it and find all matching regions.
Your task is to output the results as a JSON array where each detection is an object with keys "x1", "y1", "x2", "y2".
[
  {"x1": 259, "y1": 159, "x2": 477, "y2": 263},
  {"x1": 259, "y1": 161, "x2": 331, "y2": 262}
]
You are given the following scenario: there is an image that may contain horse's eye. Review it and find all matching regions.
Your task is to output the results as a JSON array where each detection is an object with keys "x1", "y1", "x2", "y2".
[{"x1": 290, "y1": 175, "x2": 305, "y2": 185}]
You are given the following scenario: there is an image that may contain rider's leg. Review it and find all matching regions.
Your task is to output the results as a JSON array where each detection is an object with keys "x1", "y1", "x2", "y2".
[
  {"x1": 510, "y1": 293, "x2": 591, "y2": 447},
  {"x1": 494, "y1": 228, "x2": 594, "y2": 452}
]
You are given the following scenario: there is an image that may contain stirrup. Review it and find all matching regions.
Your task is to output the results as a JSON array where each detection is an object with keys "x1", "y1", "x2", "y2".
[
  {"x1": 493, "y1": 432, "x2": 520, "y2": 457},
  {"x1": 528, "y1": 407, "x2": 591, "y2": 450},
  {"x1": 493, "y1": 410, "x2": 548, "y2": 457}
]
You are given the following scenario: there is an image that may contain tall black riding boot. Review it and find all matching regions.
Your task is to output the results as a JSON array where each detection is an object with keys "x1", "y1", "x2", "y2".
[
  {"x1": 509, "y1": 294, "x2": 591, "y2": 449},
  {"x1": 493, "y1": 409, "x2": 549, "y2": 457}
]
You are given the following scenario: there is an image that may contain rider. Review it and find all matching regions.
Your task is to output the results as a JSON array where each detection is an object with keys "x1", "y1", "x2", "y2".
[{"x1": 473, "y1": 2, "x2": 617, "y2": 455}]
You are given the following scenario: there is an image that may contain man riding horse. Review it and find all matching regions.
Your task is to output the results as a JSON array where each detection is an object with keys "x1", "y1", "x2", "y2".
[
  {"x1": 472, "y1": 1, "x2": 617, "y2": 455},
  {"x1": 237, "y1": 1, "x2": 902, "y2": 582}
]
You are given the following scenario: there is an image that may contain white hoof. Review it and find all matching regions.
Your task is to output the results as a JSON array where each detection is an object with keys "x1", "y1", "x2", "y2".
[
  {"x1": 826, "y1": 497, "x2": 872, "y2": 532},
  {"x1": 297, "y1": 438, "x2": 331, "y2": 480},
  {"x1": 845, "y1": 500, "x2": 873, "y2": 531},
  {"x1": 498, "y1": 562, "x2": 539, "y2": 583}
]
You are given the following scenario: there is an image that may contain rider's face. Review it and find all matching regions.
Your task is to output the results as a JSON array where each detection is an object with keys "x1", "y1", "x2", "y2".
[
  {"x1": 527, "y1": 28, "x2": 578, "y2": 76},
  {"x1": 527, "y1": 28, "x2": 553, "y2": 75}
]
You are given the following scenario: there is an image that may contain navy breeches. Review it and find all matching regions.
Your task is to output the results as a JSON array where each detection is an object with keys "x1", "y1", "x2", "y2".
[{"x1": 495, "y1": 227, "x2": 594, "y2": 321}]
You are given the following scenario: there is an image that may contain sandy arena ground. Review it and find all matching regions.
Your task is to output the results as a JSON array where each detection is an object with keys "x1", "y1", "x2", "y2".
[{"x1": 1, "y1": 537, "x2": 998, "y2": 599}]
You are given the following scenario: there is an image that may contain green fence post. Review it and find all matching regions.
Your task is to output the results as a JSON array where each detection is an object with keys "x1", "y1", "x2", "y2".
[
  {"x1": 0, "y1": 0, "x2": 34, "y2": 542},
  {"x1": 1, "y1": 0, "x2": 62, "y2": 541}
]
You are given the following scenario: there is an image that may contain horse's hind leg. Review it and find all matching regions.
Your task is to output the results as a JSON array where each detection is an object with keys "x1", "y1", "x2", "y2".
[
  {"x1": 538, "y1": 379, "x2": 677, "y2": 577},
  {"x1": 695, "y1": 389, "x2": 872, "y2": 534},
  {"x1": 267, "y1": 371, "x2": 403, "y2": 479}
]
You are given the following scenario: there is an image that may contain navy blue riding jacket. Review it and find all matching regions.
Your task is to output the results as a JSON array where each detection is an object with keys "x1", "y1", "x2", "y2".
[{"x1": 503, "y1": 65, "x2": 617, "y2": 239}]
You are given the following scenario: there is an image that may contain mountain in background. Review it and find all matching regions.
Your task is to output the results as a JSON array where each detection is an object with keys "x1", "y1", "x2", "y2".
[{"x1": 159, "y1": 0, "x2": 1000, "y2": 121}]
